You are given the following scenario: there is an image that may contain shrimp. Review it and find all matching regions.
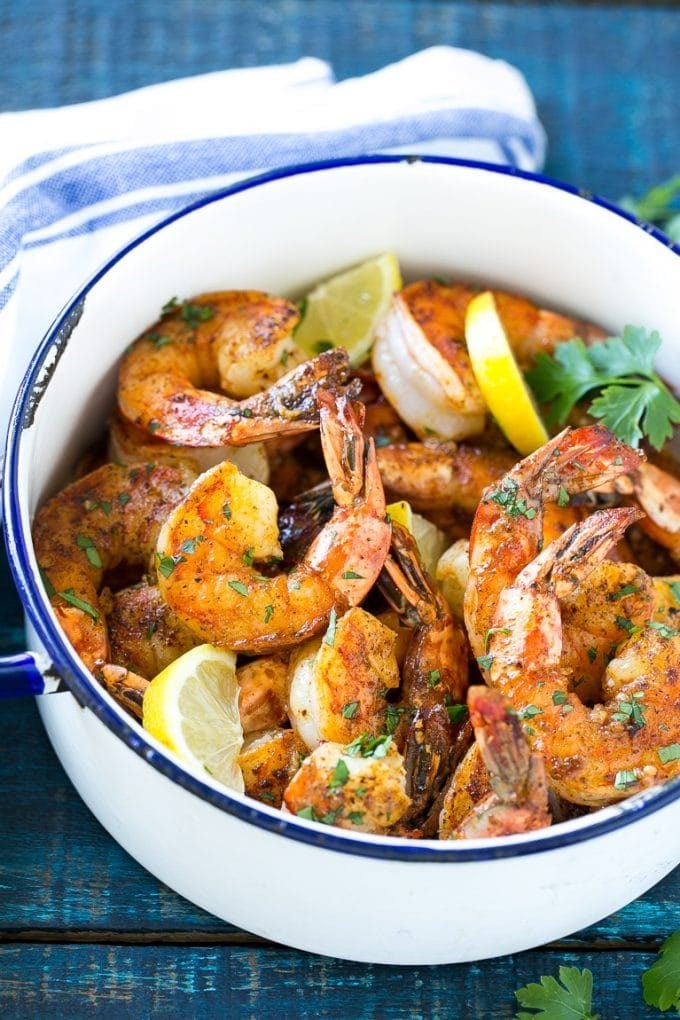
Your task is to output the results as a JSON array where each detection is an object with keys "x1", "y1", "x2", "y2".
[
  {"x1": 486, "y1": 508, "x2": 680, "y2": 806},
  {"x1": 376, "y1": 441, "x2": 516, "y2": 514},
  {"x1": 156, "y1": 392, "x2": 392, "y2": 652},
  {"x1": 619, "y1": 461, "x2": 680, "y2": 565},
  {"x1": 283, "y1": 736, "x2": 411, "y2": 833},
  {"x1": 238, "y1": 728, "x2": 307, "y2": 808},
  {"x1": 105, "y1": 582, "x2": 198, "y2": 679},
  {"x1": 464, "y1": 424, "x2": 644, "y2": 660},
  {"x1": 33, "y1": 461, "x2": 196, "y2": 670},
  {"x1": 118, "y1": 291, "x2": 356, "y2": 445},
  {"x1": 109, "y1": 412, "x2": 270, "y2": 483},
  {"x1": 449, "y1": 687, "x2": 550, "y2": 839},
  {"x1": 372, "y1": 281, "x2": 487, "y2": 441},
  {"x1": 380, "y1": 522, "x2": 469, "y2": 822},
  {"x1": 236, "y1": 655, "x2": 290, "y2": 734},
  {"x1": 288, "y1": 607, "x2": 400, "y2": 750},
  {"x1": 371, "y1": 280, "x2": 604, "y2": 442},
  {"x1": 98, "y1": 664, "x2": 149, "y2": 720}
]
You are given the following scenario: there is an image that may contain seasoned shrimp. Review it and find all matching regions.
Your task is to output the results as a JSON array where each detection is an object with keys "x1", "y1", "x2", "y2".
[
  {"x1": 99, "y1": 664, "x2": 149, "y2": 719},
  {"x1": 238, "y1": 728, "x2": 307, "y2": 807},
  {"x1": 237, "y1": 654, "x2": 290, "y2": 734},
  {"x1": 376, "y1": 441, "x2": 516, "y2": 514},
  {"x1": 619, "y1": 461, "x2": 680, "y2": 564},
  {"x1": 33, "y1": 461, "x2": 196, "y2": 670},
  {"x1": 106, "y1": 582, "x2": 198, "y2": 679},
  {"x1": 109, "y1": 412, "x2": 270, "y2": 483},
  {"x1": 486, "y1": 508, "x2": 680, "y2": 806},
  {"x1": 283, "y1": 736, "x2": 411, "y2": 833},
  {"x1": 119, "y1": 291, "x2": 355, "y2": 444},
  {"x1": 465, "y1": 424, "x2": 644, "y2": 659},
  {"x1": 288, "y1": 607, "x2": 400, "y2": 750},
  {"x1": 372, "y1": 281, "x2": 487, "y2": 441},
  {"x1": 156, "y1": 392, "x2": 392, "y2": 652},
  {"x1": 380, "y1": 522, "x2": 469, "y2": 822},
  {"x1": 449, "y1": 687, "x2": 550, "y2": 839},
  {"x1": 371, "y1": 281, "x2": 604, "y2": 443}
]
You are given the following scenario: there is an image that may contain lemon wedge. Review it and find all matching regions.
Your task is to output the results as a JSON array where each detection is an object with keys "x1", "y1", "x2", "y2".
[
  {"x1": 143, "y1": 644, "x2": 244, "y2": 792},
  {"x1": 465, "y1": 290, "x2": 549, "y2": 455},
  {"x1": 387, "y1": 500, "x2": 448, "y2": 578},
  {"x1": 294, "y1": 253, "x2": 402, "y2": 367}
]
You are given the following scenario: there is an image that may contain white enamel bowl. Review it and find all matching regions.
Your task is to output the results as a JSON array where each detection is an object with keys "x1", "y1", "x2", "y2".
[{"x1": 4, "y1": 157, "x2": 680, "y2": 965}]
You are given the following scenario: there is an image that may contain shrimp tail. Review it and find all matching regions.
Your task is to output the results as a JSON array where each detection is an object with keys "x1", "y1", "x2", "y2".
[
  {"x1": 454, "y1": 687, "x2": 550, "y2": 839},
  {"x1": 380, "y1": 522, "x2": 440, "y2": 627},
  {"x1": 227, "y1": 349, "x2": 360, "y2": 444}
]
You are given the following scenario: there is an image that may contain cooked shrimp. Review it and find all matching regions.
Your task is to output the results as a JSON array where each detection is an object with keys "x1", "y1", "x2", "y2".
[
  {"x1": 33, "y1": 461, "x2": 196, "y2": 670},
  {"x1": 288, "y1": 607, "x2": 400, "y2": 750},
  {"x1": 371, "y1": 280, "x2": 604, "y2": 443},
  {"x1": 380, "y1": 522, "x2": 469, "y2": 822},
  {"x1": 486, "y1": 508, "x2": 680, "y2": 806},
  {"x1": 283, "y1": 737, "x2": 411, "y2": 833},
  {"x1": 105, "y1": 582, "x2": 198, "y2": 679},
  {"x1": 372, "y1": 281, "x2": 487, "y2": 441},
  {"x1": 99, "y1": 664, "x2": 149, "y2": 719},
  {"x1": 238, "y1": 728, "x2": 307, "y2": 807},
  {"x1": 464, "y1": 424, "x2": 644, "y2": 660},
  {"x1": 237, "y1": 655, "x2": 290, "y2": 734},
  {"x1": 109, "y1": 412, "x2": 270, "y2": 483},
  {"x1": 619, "y1": 461, "x2": 680, "y2": 564},
  {"x1": 156, "y1": 392, "x2": 392, "y2": 652},
  {"x1": 376, "y1": 441, "x2": 516, "y2": 513},
  {"x1": 119, "y1": 292, "x2": 355, "y2": 444},
  {"x1": 450, "y1": 687, "x2": 550, "y2": 839}
]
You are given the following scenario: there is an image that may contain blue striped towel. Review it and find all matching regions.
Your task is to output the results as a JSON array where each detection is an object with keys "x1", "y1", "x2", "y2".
[{"x1": 0, "y1": 47, "x2": 545, "y2": 443}]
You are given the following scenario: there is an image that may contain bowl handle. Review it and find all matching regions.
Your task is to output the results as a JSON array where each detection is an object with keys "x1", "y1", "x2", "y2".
[{"x1": 0, "y1": 651, "x2": 61, "y2": 698}]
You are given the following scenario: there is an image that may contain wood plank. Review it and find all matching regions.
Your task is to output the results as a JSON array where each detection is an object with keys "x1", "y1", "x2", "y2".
[
  {"x1": 0, "y1": 944, "x2": 667, "y2": 1019},
  {"x1": 1, "y1": 697, "x2": 679, "y2": 944},
  {"x1": 0, "y1": 2, "x2": 678, "y2": 199}
]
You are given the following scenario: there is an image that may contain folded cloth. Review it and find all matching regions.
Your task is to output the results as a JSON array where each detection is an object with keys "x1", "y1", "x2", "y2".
[{"x1": 0, "y1": 46, "x2": 545, "y2": 448}]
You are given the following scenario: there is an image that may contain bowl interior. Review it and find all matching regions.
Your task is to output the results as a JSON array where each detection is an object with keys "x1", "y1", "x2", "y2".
[{"x1": 7, "y1": 156, "x2": 680, "y2": 858}]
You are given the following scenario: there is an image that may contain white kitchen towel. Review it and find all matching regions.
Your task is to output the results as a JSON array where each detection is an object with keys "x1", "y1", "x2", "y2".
[{"x1": 0, "y1": 46, "x2": 545, "y2": 446}]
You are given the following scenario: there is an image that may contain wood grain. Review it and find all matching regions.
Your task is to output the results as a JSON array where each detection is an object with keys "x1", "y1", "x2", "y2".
[{"x1": 0, "y1": 944, "x2": 669, "y2": 1018}]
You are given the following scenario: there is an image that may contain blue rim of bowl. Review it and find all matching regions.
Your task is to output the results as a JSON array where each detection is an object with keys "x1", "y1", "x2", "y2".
[{"x1": 4, "y1": 153, "x2": 680, "y2": 863}]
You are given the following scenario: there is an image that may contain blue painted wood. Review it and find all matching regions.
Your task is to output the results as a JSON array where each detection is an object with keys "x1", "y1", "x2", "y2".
[
  {"x1": 0, "y1": 944, "x2": 669, "y2": 1018},
  {"x1": 1, "y1": 2, "x2": 680, "y2": 1015},
  {"x1": 0, "y1": 1, "x2": 679, "y2": 200}
]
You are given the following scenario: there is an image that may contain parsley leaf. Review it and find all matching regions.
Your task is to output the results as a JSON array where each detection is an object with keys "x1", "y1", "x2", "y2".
[
  {"x1": 525, "y1": 325, "x2": 680, "y2": 450},
  {"x1": 620, "y1": 174, "x2": 680, "y2": 243},
  {"x1": 514, "y1": 965, "x2": 599, "y2": 1019},
  {"x1": 642, "y1": 930, "x2": 680, "y2": 1013}
]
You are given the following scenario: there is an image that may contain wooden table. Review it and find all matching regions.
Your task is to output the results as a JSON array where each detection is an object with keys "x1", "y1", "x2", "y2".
[{"x1": 2, "y1": 2, "x2": 680, "y2": 1016}]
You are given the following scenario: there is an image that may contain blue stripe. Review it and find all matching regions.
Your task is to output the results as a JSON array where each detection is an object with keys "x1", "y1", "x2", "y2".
[
  {"x1": 0, "y1": 271, "x2": 19, "y2": 312},
  {"x1": 0, "y1": 108, "x2": 544, "y2": 280}
]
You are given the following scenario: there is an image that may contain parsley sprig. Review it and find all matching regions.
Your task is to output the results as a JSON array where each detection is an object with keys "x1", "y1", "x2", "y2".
[
  {"x1": 642, "y1": 930, "x2": 680, "y2": 1012},
  {"x1": 526, "y1": 326, "x2": 680, "y2": 450},
  {"x1": 514, "y1": 966, "x2": 599, "y2": 1019},
  {"x1": 620, "y1": 174, "x2": 680, "y2": 243}
]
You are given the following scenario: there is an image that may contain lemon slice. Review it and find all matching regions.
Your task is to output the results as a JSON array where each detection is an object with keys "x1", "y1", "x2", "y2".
[
  {"x1": 143, "y1": 644, "x2": 244, "y2": 792},
  {"x1": 387, "y1": 500, "x2": 448, "y2": 578},
  {"x1": 294, "y1": 253, "x2": 402, "y2": 367},
  {"x1": 465, "y1": 290, "x2": 549, "y2": 455}
]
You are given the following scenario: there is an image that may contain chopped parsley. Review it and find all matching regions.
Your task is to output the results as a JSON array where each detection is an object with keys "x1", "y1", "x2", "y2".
[
  {"x1": 180, "y1": 301, "x2": 214, "y2": 328},
  {"x1": 649, "y1": 620, "x2": 679, "y2": 638},
  {"x1": 161, "y1": 296, "x2": 179, "y2": 315},
  {"x1": 264, "y1": 605, "x2": 274, "y2": 624},
  {"x1": 658, "y1": 744, "x2": 680, "y2": 765},
  {"x1": 341, "y1": 570, "x2": 365, "y2": 580},
  {"x1": 157, "y1": 553, "x2": 186, "y2": 578},
  {"x1": 476, "y1": 654, "x2": 493, "y2": 671},
  {"x1": 483, "y1": 626, "x2": 511, "y2": 652},
  {"x1": 612, "y1": 693, "x2": 647, "y2": 729},
  {"x1": 57, "y1": 588, "x2": 99, "y2": 621},
  {"x1": 222, "y1": 503, "x2": 232, "y2": 519},
  {"x1": 552, "y1": 691, "x2": 568, "y2": 706},
  {"x1": 118, "y1": 492, "x2": 131, "y2": 506},
  {"x1": 347, "y1": 812, "x2": 364, "y2": 826},
  {"x1": 610, "y1": 583, "x2": 641, "y2": 601},
  {"x1": 587, "y1": 646, "x2": 598, "y2": 663},
  {"x1": 341, "y1": 701, "x2": 359, "y2": 720},
  {"x1": 296, "y1": 806, "x2": 320, "y2": 822},
  {"x1": 146, "y1": 621, "x2": 158, "y2": 639},
  {"x1": 520, "y1": 705, "x2": 542, "y2": 720},
  {"x1": 38, "y1": 566, "x2": 56, "y2": 597},
  {"x1": 615, "y1": 615, "x2": 643, "y2": 637},
  {"x1": 614, "y1": 768, "x2": 640, "y2": 790},
  {"x1": 344, "y1": 733, "x2": 392, "y2": 759},
  {"x1": 315, "y1": 340, "x2": 334, "y2": 353},
  {"x1": 667, "y1": 581, "x2": 680, "y2": 604},
  {"x1": 228, "y1": 580, "x2": 249, "y2": 598},
  {"x1": 242, "y1": 547, "x2": 255, "y2": 567},
  {"x1": 147, "y1": 420, "x2": 161, "y2": 434},
  {"x1": 328, "y1": 759, "x2": 350, "y2": 789},
  {"x1": 428, "y1": 669, "x2": 441, "y2": 688},
  {"x1": 75, "y1": 534, "x2": 102, "y2": 569},
  {"x1": 485, "y1": 478, "x2": 537, "y2": 519},
  {"x1": 446, "y1": 704, "x2": 469, "y2": 726},
  {"x1": 557, "y1": 484, "x2": 570, "y2": 507}
]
